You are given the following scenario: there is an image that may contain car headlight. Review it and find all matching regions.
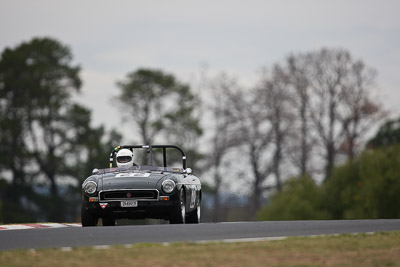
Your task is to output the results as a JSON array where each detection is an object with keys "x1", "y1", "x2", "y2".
[
  {"x1": 84, "y1": 181, "x2": 97, "y2": 195},
  {"x1": 162, "y1": 179, "x2": 176, "y2": 194}
]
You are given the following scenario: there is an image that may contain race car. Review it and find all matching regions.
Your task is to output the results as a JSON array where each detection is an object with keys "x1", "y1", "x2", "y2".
[{"x1": 81, "y1": 145, "x2": 201, "y2": 226}]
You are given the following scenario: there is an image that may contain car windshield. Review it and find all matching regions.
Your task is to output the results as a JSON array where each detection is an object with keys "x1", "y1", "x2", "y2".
[{"x1": 110, "y1": 145, "x2": 187, "y2": 170}]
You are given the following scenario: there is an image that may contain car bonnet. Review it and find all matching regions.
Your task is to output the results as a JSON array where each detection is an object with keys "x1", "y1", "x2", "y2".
[{"x1": 100, "y1": 171, "x2": 167, "y2": 191}]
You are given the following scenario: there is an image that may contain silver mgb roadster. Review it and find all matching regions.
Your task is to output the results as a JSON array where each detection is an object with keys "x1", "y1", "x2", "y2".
[{"x1": 81, "y1": 145, "x2": 201, "y2": 226}]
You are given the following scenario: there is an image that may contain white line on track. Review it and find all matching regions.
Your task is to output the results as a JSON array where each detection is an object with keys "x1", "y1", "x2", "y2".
[
  {"x1": 6, "y1": 229, "x2": 376, "y2": 252},
  {"x1": 55, "y1": 231, "x2": 379, "y2": 252},
  {"x1": 221, "y1": 236, "x2": 289, "y2": 243}
]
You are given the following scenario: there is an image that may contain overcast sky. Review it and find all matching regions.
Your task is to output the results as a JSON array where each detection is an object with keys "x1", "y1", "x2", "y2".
[{"x1": 1, "y1": 0, "x2": 399, "y2": 136}]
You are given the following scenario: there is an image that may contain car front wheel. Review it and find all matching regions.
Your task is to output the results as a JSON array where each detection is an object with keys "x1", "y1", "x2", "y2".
[
  {"x1": 81, "y1": 204, "x2": 98, "y2": 227},
  {"x1": 186, "y1": 203, "x2": 201, "y2": 224},
  {"x1": 169, "y1": 189, "x2": 186, "y2": 224}
]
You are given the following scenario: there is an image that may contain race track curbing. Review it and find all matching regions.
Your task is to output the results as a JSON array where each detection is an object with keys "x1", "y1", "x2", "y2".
[{"x1": 0, "y1": 223, "x2": 81, "y2": 230}]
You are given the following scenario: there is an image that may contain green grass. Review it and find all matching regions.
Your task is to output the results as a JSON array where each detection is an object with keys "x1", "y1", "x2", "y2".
[{"x1": 1, "y1": 231, "x2": 400, "y2": 267}]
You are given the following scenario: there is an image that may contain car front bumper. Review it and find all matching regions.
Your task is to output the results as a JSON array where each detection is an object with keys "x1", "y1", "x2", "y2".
[{"x1": 82, "y1": 197, "x2": 178, "y2": 220}]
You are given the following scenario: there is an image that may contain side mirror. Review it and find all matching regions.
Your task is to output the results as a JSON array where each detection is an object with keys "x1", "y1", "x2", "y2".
[
  {"x1": 185, "y1": 168, "x2": 192, "y2": 174},
  {"x1": 92, "y1": 168, "x2": 100, "y2": 175}
]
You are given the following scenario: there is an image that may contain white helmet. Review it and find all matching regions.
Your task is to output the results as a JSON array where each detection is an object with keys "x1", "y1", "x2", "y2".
[{"x1": 116, "y1": 149, "x2": 134, "y2": 168}]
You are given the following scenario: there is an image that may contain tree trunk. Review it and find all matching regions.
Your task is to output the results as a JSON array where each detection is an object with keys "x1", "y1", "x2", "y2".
[{"x1": 300, "y1": 100, "x2": 308, "y2": 176}]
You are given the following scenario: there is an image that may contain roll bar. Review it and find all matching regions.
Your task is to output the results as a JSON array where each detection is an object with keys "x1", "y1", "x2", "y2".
[{"x1": 109, "y1": 145, "x2": 187, "y2": 169}]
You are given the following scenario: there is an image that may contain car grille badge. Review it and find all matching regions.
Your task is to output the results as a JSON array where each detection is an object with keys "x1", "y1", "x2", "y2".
[
  {"x1": 126, "y1": 193, "x2": 132, "y2": 198},
  {"x1": 100, "y1": 203, "x2": 109, "y2": 209}
]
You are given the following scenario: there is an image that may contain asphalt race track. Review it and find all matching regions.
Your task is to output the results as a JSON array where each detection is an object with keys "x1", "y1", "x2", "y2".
[{"x1": 1, "y1": 220, "x2": 400, "y2": 251}]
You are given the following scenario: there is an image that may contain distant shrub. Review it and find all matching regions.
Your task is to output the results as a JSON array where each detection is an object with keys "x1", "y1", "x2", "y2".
[{"x1": 257, "y1": 175, "x2": 329, "y2": 221}]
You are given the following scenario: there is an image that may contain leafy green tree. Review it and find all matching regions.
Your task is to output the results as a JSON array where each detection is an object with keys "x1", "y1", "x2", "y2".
[
  {"x1": 0, "y1": 178, "x2": 38, "y2": 223},
  {"x1": 0, "y1": 37, "x2": 120, "y2": 222},
  {"x1": 357, "y1": 145, "x2": 400, "y2": 218},
  {"x1": 367, "y1": 117, "x2": 400, "y2": 149},
  {"x1": 257, "y1": 175, "x2": 329, "y2": 220},
  {"x1": 62, "y1": 104, "x2": 122, "y2": 178},
  {"x1": 259, "y1": 145, "x2": 400, "y2": 221},
  {"x1": 0, "y1": 38, "x2": 82, "y2": 221},
  {"x1": 322, "y1": 145, "x2": 400, "y2": 219},
  {"x1": 54, "y1": 104, "x2": 122, "y2": 221},
  {"x1": 321, "y1": 160, "x2": 363, "y2": 219},
  {"x1": 115, "y1": 68, "x2": 202, "y2": 170},
  {"x1": 0, "y1": 37, "x2": 80, "y2": 182},
  {"x1": 0, "y1": 43, "x2": 31, "y2": 189}
]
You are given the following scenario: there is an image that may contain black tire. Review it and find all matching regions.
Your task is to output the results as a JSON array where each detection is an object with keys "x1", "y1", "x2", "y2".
[
  {"x1": 81, "y1": 204, "x2": 98, "y2": 227},
  {"x1": 102, "y1": 216, "x2": 116, "y2": 226},
  {"x1": 186, "y1": 203, "x2": 201, "y2": 224},
  {"x1": 169, "y1": 189, "x2": 186, "y2": 224}
]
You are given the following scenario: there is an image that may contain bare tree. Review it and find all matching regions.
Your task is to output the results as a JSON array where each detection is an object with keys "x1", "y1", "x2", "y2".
[
  {"x1": 255, "y1": 66, "x2": 295, "y2": 192},
  {"x1": 305, "y1": 49, "x2": 353, "y2": 180},
  {"x1": 209, "y1": 67, "x2": 296, "y2": 218},
  {"x1": 339, "y1": 61, "x2": 387, "y2": 158},
  {"x1": 220, "y1": 81, "x2": 275, "y2": 218},
  {"x1": 199, "y1": 48, "x2": 385, "y2": 221},
  {"x1": 304, "y1": 48, "x2": 384, "y2": 180},
  {"x1": 284, "y1": 54, "x2": 314, "y2": 177},
  {"x1": 204, "y1": 73, "x2": 243, "y2": 222}
]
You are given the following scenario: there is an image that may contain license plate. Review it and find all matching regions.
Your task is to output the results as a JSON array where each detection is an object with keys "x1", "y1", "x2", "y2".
[{"x1": 121, "y1": 200, "x2": 138, "y2": 207}]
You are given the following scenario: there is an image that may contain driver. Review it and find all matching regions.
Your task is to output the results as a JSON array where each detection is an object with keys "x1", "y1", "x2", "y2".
[{"x1": 116, "y1": 149, "x2": 135, "y2": 168}]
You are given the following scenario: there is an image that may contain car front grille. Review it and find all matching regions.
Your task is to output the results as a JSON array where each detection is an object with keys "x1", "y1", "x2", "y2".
[{"x1": 99, "y1": 190, "x2": 159, "y2": 201}]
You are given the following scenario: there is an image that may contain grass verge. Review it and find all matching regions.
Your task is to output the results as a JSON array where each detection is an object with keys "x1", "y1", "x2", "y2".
[{"x1": 1, "y1": 231, "x2": 400, "y2": 267}]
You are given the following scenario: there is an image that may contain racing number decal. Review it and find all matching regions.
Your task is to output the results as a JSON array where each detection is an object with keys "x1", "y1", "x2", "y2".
[{"x1": 190, "y1": 185, "x2": 196, "y2": 209}]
